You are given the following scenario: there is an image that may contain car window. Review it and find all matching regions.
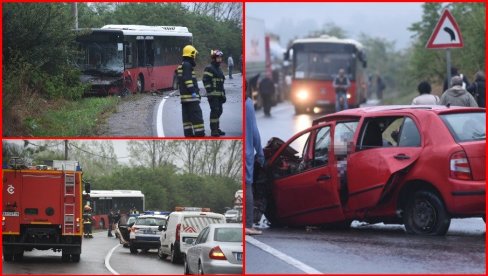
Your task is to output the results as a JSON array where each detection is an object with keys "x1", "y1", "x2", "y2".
[
  {"x1": 196, "y1": 227, "x2": 210, "y2": 244},
  {"x1": 441, "y1": 112, "x2": 486, "y2": 142},
  {"x1": 313, "y1": 126, "x2": 331, "y2": 167},
  {"x1": 398, "y1": 117, "x2": 421, "y2": 147},
  {"x1": 214, "y1": 227, "x2": 242, "y2": 242},
  {"x1": 358, "y1": 117, "x2": 417, "y2": 150},
  {"x1": 334, "y1": 121, "x2": 358, "y2": 158},
  {"x1": 135, "y1": 217, "x2": 165, "y2": 226}
]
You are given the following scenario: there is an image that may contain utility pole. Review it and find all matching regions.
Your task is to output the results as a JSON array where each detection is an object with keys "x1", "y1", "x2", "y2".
[
  {"x1": 72, "y1": 3, "x2": 78, "y2": 30},
  {"x1": 65, "y1": 140, "x2": 69, "y2": 160}
]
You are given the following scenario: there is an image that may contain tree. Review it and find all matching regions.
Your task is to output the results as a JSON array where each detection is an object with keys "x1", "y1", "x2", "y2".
[{"x1": 128, "y1": 140, "x2": 177, "y2": 169}]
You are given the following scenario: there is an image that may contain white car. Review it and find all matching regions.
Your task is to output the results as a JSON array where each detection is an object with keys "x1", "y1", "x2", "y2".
[
  {"x1": 129, "y1": 214, "x2": 167, "y2": 254},
  {"x1": 184, "y1": 223, "x2": 242, "y2": 274},
  {"x1": 158, "y1": 208, "x2": 226, "y2": 263}
]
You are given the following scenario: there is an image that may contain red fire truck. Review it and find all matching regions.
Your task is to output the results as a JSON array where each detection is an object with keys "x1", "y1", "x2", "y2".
[{"x1": 2, "y1": 160, "x2": 90, "y2": 262}]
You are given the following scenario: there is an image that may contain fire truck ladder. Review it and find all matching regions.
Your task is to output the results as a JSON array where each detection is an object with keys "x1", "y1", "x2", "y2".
[{"x1": 63, "y1": 172, "x2": 76, "y2": 234}]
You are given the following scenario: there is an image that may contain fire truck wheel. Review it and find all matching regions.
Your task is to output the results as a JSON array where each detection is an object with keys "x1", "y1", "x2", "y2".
[
  {"x1": 61, "y1": 253, "x2": 70, "y2": 262},
  {"x1": 71, "y1": 254, "x2": 80, "y2": 262},
  {"x1": 4, "y1": 254, "x2": 14, "y2": 262}
]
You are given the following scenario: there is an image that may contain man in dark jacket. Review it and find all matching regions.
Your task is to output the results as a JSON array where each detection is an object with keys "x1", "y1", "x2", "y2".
[
  {"x1": 440, "y1": 76, "x2": 478, "y2": 107},
  {"x1": 203, "y1": 49, "x2": 226, "y2": 137},
  {"x1": 177, "y1": 45, "x2": 205, "y2": 137},
  {"x1": 467, "y1": 71, "x2": 485, "y2": 107},
  {"x1": 258, "y1": 77, "x2": 275, "y2": 117}
]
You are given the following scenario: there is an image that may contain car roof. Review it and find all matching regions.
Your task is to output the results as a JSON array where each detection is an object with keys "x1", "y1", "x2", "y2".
[
  {"x1": 136, "y1": 214, "x2": 168, "y2": 219},
  {"x1": 170, "y1": 211, "x2": 225, "y2": 217},
  {"x1": 207, "y1": 223, "x2": 242, "y2": 229},
  {"x1": 313, "y1": 105, "x2": 485, "y2": 125}
]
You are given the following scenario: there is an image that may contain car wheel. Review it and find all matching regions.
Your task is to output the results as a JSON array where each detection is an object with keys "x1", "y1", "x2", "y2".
[
  {"x1": 130, "y1": 244, "x2": 138, "y2": 254},
  {"x1": 71, "y1": 254, "x2": 80, "y2": 263},
  {"x1": 183, "y1": 256, "x2": 190, "y2": 275},
  {"x1": 170, "y1": 246, "x2": 180, "y2": 264},
  {"x1": 137, "y1": 75, "x2": 144, "y2": 93},
  {"x1": 198, "y1": 261, "x2": 204, "y2": 275},
  {"x1": 404, "y1": 190, "x2": 451, "y2": 236}
]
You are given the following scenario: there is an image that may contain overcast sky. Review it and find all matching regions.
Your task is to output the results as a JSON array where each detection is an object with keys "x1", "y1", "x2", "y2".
[{"x1": 246, "y1": 3, "x2": 425, "y2": 50}]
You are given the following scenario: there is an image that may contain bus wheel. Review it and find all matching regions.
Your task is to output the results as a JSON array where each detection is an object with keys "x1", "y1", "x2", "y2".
[{"x1": 137, "y1": 75, "x2": 144, "y2": 93}]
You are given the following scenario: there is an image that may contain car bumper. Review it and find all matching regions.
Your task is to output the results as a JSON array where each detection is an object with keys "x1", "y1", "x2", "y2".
[
  {"x1": 130, "y1": 239, "x2": 160, "y2": 249},
  {"x1": 202, "y1": 259, "x2": 243, "y2": 274},
  {"x1": 448, "y1": 179, "x2": 485, "y2": 216}
]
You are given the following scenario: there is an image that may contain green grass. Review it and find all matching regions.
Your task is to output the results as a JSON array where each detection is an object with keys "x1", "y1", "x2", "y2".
[{"x1": 28, "y1": 97, "x2": 119, "y2": 137}]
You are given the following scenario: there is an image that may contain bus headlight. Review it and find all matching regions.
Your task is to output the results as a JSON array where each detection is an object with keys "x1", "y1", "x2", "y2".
[
  {"x1": 297, "y1": 90, "x2": 309, "y2": 101},
  {"x1": 347, "y1": 93, "x2": 351, "y2": 99}
]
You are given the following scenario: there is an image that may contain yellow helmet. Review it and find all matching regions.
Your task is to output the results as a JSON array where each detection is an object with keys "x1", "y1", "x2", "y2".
[{"x1": 182, "y1": 45, "x2": 198, "y2": 58}]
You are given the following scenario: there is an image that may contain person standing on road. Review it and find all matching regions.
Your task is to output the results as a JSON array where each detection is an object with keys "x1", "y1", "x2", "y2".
[
  {"x1": 227, "y1": 55, "x2": 234, "y2": 79},
  {"x1": 107, "y1": 209, "x2": 114, "y2": 237},
  {"x1": 245, "y1": 80, "x2": 265, "y2": 235},
  {"x1": 177, "y1": 45, "x2": 205, "y2": 137},
  {"x1": 333, "y1": 68, "x2": 350, "y2": 111},
  {"x1": 412, "y1": 81, "x2": 439, "y2": 105},
  {"x1": 203, "y1": 49, "x2": 227, "y2": 137},
  {"x1": 467, "y1": 71, "x2": 485, "y2": 108},
  {"x1": 258, "y1": 77, "x2": 275, "y2": 117},
  {"x1": 440, "y1": 75, "x2": 478, "y2": 107}
]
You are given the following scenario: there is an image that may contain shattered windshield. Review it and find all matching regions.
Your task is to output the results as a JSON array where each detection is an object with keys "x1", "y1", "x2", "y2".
[{"x1": 76, "y1": 38, "x2": 124, "y2": 76}]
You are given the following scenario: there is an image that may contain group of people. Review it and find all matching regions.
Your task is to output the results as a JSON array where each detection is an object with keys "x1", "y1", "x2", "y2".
[
  {"x1": 177, "y1": 45, "x2": 235, "y2": 137},
  {"x1": 412, "y1": 68, "x2": 485, "y2": 107}
]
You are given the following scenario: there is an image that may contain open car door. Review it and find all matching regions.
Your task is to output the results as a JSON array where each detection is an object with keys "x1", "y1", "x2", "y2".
[{"x1": 346, "y1": 117, "x2": 423, "y2": 210}]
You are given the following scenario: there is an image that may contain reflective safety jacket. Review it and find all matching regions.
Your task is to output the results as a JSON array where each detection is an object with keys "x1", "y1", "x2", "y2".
[
  {"x1": 203, "y1": 63, "x2": 225, "y2": 98},
  {"x1": 177, "y1": 59, "x2": 200, "y2": 103}
]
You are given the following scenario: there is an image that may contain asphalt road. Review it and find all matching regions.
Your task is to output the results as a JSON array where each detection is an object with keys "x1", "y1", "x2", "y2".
[
  {"x1": 156, "y1": 74, "x2": 243, "y2": 137},
  {"x1": 246, "y1": 218, "x2": 486, "y2": 274},
  {"x1": 2, "y1": 231, "x2": 184, "y2": 275}
]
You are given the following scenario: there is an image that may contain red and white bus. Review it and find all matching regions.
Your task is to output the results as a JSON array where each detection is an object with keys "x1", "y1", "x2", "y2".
[
  {"x1": 285, "y1": 35, "x2": 368, "y2": 114},
  {"x1": 76, "y1": 25, "x2": 192, "y2": 96},
  {"x1": 84, "y1": 190, "x2": 145, "y2": 229}
]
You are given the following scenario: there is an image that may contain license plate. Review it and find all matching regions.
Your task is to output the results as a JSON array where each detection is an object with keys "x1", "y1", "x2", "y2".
[
  {"x1": 3, "y1": 212, "x2": 19, "y2": 217},
  {"x1": 235, "y1": 252, "x2": 242, "y2": 261}
]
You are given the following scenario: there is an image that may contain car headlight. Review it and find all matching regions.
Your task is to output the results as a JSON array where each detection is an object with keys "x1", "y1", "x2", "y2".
[{"x1": 297, "y1": 90, "x2": 309, "y2": 100}]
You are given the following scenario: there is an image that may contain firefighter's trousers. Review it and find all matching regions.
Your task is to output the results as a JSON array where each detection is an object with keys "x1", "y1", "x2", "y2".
[
  {"x1": 182, "y1": 102, "x2": 205, "y2": 137},
  {"x1": 208, "y1": 97, "x2": 223, "y2": 133}
]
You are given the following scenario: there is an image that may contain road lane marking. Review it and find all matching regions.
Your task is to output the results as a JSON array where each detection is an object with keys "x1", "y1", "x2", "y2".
[
  {"x1": 105, "y1": 243, "x2": 121, "y2": 275},
  {"x1": 156, "y1": 91, "x2": 176, "y2": 137},
  {"x1": 246, "y1": 236, "x2": 321, "y2": 274}
]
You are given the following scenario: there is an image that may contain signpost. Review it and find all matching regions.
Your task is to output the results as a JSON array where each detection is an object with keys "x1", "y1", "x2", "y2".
[{"x1": 426, "y1": 8, "x2": 464, "y2": 88}]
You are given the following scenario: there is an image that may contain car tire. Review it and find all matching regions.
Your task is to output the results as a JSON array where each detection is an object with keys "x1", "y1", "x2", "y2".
[
  {"x1": 184, "y1": 256, "x2": 190, "y2": 275},
  {"x1": 71, "y1": 254, "x2": 80, "y2": 263},
  {"x1": 404, "y1": 190, "x2": 451, "y2": 236},
  {"x1": 198, "y1": 261, "x2": 204, "y2": 275},
  {"x1": 170, "y1": 245, "x2": 181, "y2": 264}
]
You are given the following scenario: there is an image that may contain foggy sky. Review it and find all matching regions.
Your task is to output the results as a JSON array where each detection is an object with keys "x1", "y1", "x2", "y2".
[{"x1": 246, "y1": 3, "x2": 424, "y2": 50}]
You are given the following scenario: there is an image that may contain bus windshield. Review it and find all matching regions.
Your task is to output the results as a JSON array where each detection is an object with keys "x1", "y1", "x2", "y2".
[
  {"x1": 294, "y1": 51, "x2": 355, "y2": 81},
  {"x1": 77, "y1": 41, "x2": 124, "y2": 76}
]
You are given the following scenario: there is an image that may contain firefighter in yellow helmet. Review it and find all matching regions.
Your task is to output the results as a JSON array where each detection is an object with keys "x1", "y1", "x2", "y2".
[
  {"x1": 176, "y1": 45, "x2": 205, "y2": 137},
  {"x1": 203, "y1": 49, "x2": 226, "y2": 137},
  {"x1": 83, "y1": 203, "x2": 93, "y2": 238}
]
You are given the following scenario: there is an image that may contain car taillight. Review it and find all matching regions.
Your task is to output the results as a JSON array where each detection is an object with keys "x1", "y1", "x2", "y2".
[
  {"x1": 450, "y1": 151, "x2": 472, "y2": 180},
  {"x1": 176, "y1": 223, "x2": 181, "y2": 242},
  {"x1": 209, "y1": 246, "x2": 227, "y2": 260}
]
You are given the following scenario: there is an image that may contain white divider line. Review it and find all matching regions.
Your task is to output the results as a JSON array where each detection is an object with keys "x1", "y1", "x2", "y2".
[
  {"x1": 246, "y1": 236, "x2": 321, "y2": 274},
  {"x1": 104, "y1": 243, "x2": 121, "y2": 275},
  {"x1": 156, "y1": 91, "x2": 176, "y2": 137}
]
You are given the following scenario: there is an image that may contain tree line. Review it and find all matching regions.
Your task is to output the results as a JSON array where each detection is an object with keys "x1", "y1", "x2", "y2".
[{"x1": 2, "y1": 140, "x2": 242, "y2": 213}]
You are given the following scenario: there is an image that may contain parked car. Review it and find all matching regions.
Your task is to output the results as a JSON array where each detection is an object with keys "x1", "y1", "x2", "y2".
[
  {"x1": 116, "y1": 215, "x2": 137, "y2": 248},
  {"x1": 184, "y1": 223, "x2": 242, "y2": 275},
  {"x1": 129, "y1": 214, "x2": 167, "y2": 254},
  {"x1": 158, "y1": 207, "x2": 226, "y2": 263},
  {"x1": 254, "y1": 105, "x2": 485, "y2": 235},
  {"x1": 224, "y1": 209, "x2": 240, "y2": 223}
]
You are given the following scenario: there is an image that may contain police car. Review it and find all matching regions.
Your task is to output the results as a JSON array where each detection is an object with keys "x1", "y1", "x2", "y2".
[{"x1": 129, "y1": 214, "x2": 168, "y2": 254}]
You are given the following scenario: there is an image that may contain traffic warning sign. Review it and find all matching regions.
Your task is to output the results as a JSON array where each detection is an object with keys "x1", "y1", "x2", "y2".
[{"x1": 426, "y1": 9, "x2": 463, "y2": 49}]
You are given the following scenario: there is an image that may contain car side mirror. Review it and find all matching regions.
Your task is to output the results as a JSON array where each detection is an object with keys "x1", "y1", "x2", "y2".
[
  {"x1": 158, "y1": 225, "x2": 164, "y2": 231},
  {"x1": 161, "y1": 225, "x2": 166, "y2": 231},
  {"x1": 185, "y1": 238, "x2": 195, "y2": 245}
]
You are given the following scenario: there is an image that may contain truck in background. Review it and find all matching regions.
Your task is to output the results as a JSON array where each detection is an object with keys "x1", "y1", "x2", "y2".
[{"x1": 2, "y1": 159, "x2": 90, "y2": 262}]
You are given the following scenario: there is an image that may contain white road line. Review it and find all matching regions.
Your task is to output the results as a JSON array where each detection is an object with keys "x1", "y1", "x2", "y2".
[
  {"x1": 105, "y1": 243, "x2": 121, "y2": 275},
  {"x1": 246, "y1": 236, "x2": 321, "y2": 274},
  {"x1": 156, "y1": 91, "x2": 176, "y2": 137}
]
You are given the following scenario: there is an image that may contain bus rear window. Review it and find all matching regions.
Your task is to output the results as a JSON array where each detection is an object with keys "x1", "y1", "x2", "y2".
[{"x1": 440, "y1": 112, "x2": 486, "y2": 142}]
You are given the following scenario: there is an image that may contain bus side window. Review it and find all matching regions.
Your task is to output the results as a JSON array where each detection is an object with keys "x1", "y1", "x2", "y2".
[
  {"x1": 125, "y1": 42, "x2": 133, "y2": 68},
  {"x1": 146, "y1": 40, "x2": 154, "y2": 66}
]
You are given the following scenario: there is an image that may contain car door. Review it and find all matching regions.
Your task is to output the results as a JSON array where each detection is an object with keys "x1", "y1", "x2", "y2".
[
  {"x1": 188, "y1": 227, "x2": 209, "y2": 273},
  {"x1": 346, "y1": 116, "x2": 423, "y2": 210},
  {"x1": 271, "y1": 124, "x2": 344, "y2": 225}
]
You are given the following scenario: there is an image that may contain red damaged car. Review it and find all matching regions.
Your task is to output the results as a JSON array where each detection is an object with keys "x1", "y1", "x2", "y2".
[{"x1": 254, "y1": 106, "x2": 485, "y2": 235}]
